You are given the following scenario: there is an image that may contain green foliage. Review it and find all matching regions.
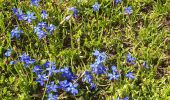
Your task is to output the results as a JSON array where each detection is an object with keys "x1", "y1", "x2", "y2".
[{"x1": 0, "y1": 0, "x2": 169, "y2": 99}]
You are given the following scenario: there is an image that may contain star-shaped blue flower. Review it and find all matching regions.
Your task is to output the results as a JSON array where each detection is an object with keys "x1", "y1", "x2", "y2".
[
  {"x1": 114, "y1": 0, "x2": 122, "y2": 4},
  {"x1": 9, "y1": 60, "x2": 17, "y2": 65},
  {"x1": 143, "y1": 61, "x2": 149, "y2": 68},
  {"x1": 32, "y1": 65, "x2": 43, "y2": 75},
  {"x1": 59, "y1": 80, "x2": 69, "y2": 90},
  {"x1": 38, "y1": 22, "x2": 47, "y2": 28},
  {"x1": 65, "y1": 82, "x2": 78, "y2": 95},
  {"x1": 59, "y1": 67, "x2": 77, "y2": 81},
  {"x1": 92, "y1": 2, "x2": 101, "y2": 11},
  {"x1": 34, "y1": 26, "x2": 41, "y2": 33},
  {"x1": 47, "y1": 93, "x2": 58, "y2": 100},
  {"x1": 124, "y1": 6, "x2": 133, "y2": 15},
  {"x1": 108, "y1": 66, "x2": 120, "y2": 80},
  {"x1": 41, "y1": 10, "x2": 48, "y2": 19},
  {"x1": 30, "y1": 0, "x2": 40, "y2": 7},
  {"x1": 93, "y1": 50, "x2": 107, "y2": 64},
  {"x1": 108, "y1": 73, "x2": 120, "y2": 80},
  {"x1": 36, "y1": 74, "x2": 48, "y2": 86},
  {"x1": 90, "y1": 82, "x2": 96, "y2": 90},
  {"x1": 5, "y1": 48, "x2": 12, "y2": 57},
  {"x1": 46, "y1": 65, "x2": 59, "y2": 76},
  {"x1": 91, "y1": 63, "x2": 107, "y2": 75},
  {"x1": 44, "y1": 61, "x2": 56, "y2": 68},
  {"x1": 126, "y1": 54, "x2": 135, "y2": 64},
  {"x1": 24, "y1": 11, "x2": 36, "y2": 23},
  {"x1": 116, "y1": 97, "x2": 129, "y2": 100},
  {"x1": 69, "y1": 7, "x2": 78, "y2": 17},
  {"x1": 19, "y1": 53, "x2": 35, "y2": 67},
  {"x1": 36, "y1": 30, "x2": 46, "y2": 39},
  {"x1": 46, "y1": 81, "x2": 59, "y2": 93},
  {"x1": 111, "y1": 66, "x2": 117, "y2": 72},
  {"x1": 46, "y1": 24, "x2": 56, "y2": 33},
  {"x1": 125, "y1": 71, "x2": 135, "y2": 80},
  {"x1": 11, "y1": 27, "x2": 23, "y2": 39},
  {"x1": 82, "y1": 71, "x2": 93, "y2": 83},
  {"x1": 12, "y1": 8, "x2": 24, "y2": 20}
]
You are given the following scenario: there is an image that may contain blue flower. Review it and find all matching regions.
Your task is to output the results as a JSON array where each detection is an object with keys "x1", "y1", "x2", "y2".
[
  {"x1": 123, "y1": 97, "x2": 129, "y2": 100},
  {"x1": 9, "y1": 60, "x2": 17, "y2": 65},
  {"x1": 108, "y1": 65, "x2": 120, "y2": 80},
  {"x1": 34, "y1": 24, "x2": 47, "y2": 39},
  {"x1": 46, "y1": 81, "x2": 59, "y2": 93},
  {"x1": 111, "y1": 65, "x2": 117, "y2": 72},
  {"x1": 60, "y1": 67, "x2": 70, "y2": 73},
  {"x1": 47, "y1": 93, "x2": 58, "y2": 100},
  {"x1": 24, "y1": 59, "x2": 35, "y2": 67},
  {"x1": 125, "y1": 72, "x2": 135, "y2": 80},
  {"x1": 143, "y1": 61, "x2": 149, "y2": 68},
  {"x1": 44, "y1": 61, "x2": 56, "y2": 68},
  {"x1": 36, "y1": 30, "x2": 46, "y2": 39},
  {"x1": 11, "y1": 27, "x2": 23, "y2": 39},
  {"x1": 114, "y1": 0, "x2": 122, "y2": 4},
  {"x1": 38, "y1": 22, "x2": 47, "y2": 28},
  {"x1": 116, "y1": 97, "x2": 129, "y2": 100},
  {"x1": 30, "y1": 0, "x2": 40, "y2": 7},
  {"x1": 46, "y1": 65, "x2": 59, "y2": 76},
  {"x1": 91, "y1": 50, "x2": 107, "y2": 75},
  {"x1": 19, "y1": 53, "x2": 35, "y2": 67},
  {"x1": 92, "y1": 2, "x2": 101, "y2": 11},
  {"x1": 32, "y1": 65, "x2": 43, "y2": 75},
  {"x1": 59, "y1": 80, "x2": 69, "y2": 90},
  {"x1": 69, "y1": 7, "x2": 78, "y2": 17},
  {"x1": 108, "y1": 73, "x2": 120, "y2": 80},
  {"x1": 91, "y1": 63, "x2": 107, "y2": 75},
  {"x1": 59, "y1": 80, "x2": 79, "y2": 95},
  {"x1": 82, "y1": 71, "x2": 93, "y2": 83},
  {"x1": 90, "y1": 82, "x2": 96, "y2": 90},
  {"x1": 5, "y1": 48, "x2": 12, "y2": 57},
  {"x1": 34, "y1": 26, "x2": 41, "y2": 33},
  {"x1": 126, "y1": 54, "x2": 135, "y2": 64},
  {"x1": 24, "y1": 11, "x2": 36, "y2": 23},
  {"x1": 36, "y1": 74, "x2": 48, "y2": 86},
  {"x1": 93, "y1": 50, "x2": 107, "y2": 64},
  {"x1": 124, "y1": 6, "x2": 133, "y2": 15},
  {"x1": 41, "y1": 10, "x2": 48, "y2": 19},
  {"x1": 59, "y1": 67, "x2": 77, "y2": 80},
  {"x1": 19, "y1": 53, "x2": 28, "y2": 62},
  {"x1": 12, "y1": 8, "x2": 24, "y2": 20},
  {"x1": 46, "y1": 24, "x2": 56, "y2": 33},
  {"x1": 12, "y1": 8, "x2": 18, "y2": 14},
  {"x1": 65, "y1": 82, "x2": 78, "y2": 95}
]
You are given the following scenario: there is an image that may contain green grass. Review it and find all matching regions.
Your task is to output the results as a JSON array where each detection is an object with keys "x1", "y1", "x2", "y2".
[{"x1": 0, "y1": 0, "x2": 170, "y2": 99}]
